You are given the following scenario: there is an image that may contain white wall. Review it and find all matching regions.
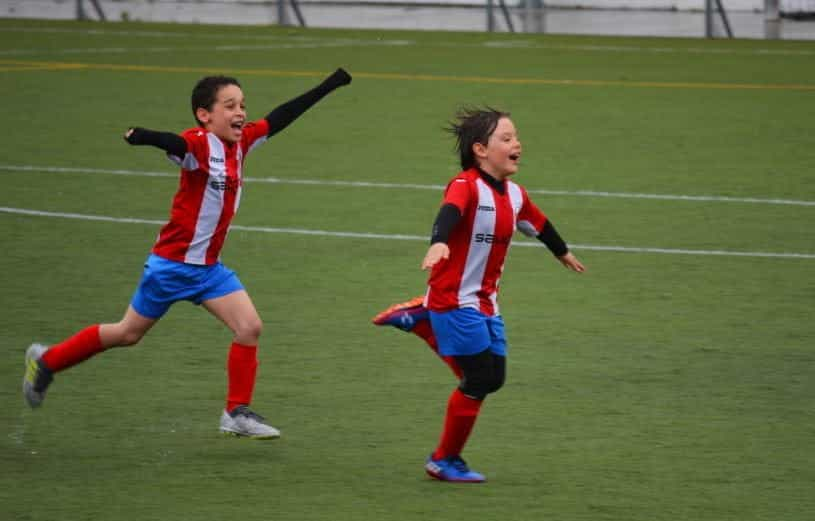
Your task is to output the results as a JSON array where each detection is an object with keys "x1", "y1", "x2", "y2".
[{"x1": 1, "y1": 0, "x2": 775, "y2": 19}]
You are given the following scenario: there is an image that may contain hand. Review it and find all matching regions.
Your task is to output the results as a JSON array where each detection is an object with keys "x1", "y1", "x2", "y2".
[
  {"x1": 123, "y1": 127, "x2": 139, "y2": 145},
  {"x1": 557, "y1": 252, "x2": 586, "y2": 273},
  {"x1": 329, "y1": 68, "x2": 352, "y2": 88},
  {"x1": 422, "y1": 243, "x2": 450, "y2": 271}
]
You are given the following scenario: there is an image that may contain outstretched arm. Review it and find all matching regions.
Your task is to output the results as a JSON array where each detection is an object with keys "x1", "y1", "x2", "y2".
[
  {"x1": 265, "y1": 68, "x2": 352, "y2": 137},
  {"x1": 556, "y1": 251, "x2": 585, "y2": 272},
  {"x1": 124, "y1": 127, "x2": 187, "y2": 158},
  {"x1": 537, "y1": 221, "x2": 586, "y2": 273}
]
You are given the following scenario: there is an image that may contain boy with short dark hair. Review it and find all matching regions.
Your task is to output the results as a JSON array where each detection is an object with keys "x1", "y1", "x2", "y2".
[{"x1": 23, "y1": 68, "x2": 352, "y2": 439}]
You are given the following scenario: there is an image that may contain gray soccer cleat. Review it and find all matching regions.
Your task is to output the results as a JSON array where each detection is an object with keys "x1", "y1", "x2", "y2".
[
  {"x1": 219, "y1": 406, "x2": 281, "y2": 439},
  {"x1": 23, "y1": 343, "x2": 53, "y2": 408}
]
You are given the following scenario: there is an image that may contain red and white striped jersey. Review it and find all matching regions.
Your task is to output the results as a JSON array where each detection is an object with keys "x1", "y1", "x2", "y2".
[
  {"x1": 425, "y1": 168, "x2": 549, "y2": 316},
  {"x1": 152, "y1": 119, "x2": 269, "y2": 265}
]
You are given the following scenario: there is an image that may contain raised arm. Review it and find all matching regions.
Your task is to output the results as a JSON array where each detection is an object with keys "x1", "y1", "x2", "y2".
[
  {"x1": 124, "y1": 127, "x2": 187, "y2": 158},
  {"x1": 264, "y1": 68, "x2": 352, "y2": 137}
]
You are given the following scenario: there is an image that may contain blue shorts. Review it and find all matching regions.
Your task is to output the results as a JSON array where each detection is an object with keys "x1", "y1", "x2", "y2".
[
  {"x1": 429, "y1": 308, "x2": 507, "y2": 357},
  {"x1": 130, "y1": 254, "x2": 244, "y2": 319}
]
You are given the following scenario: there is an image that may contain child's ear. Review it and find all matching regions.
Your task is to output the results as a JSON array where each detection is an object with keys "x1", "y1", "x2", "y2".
[
  {"x1": 195, "y1": 107, "x2": 211, "y2": 125},
  {"x1": 472, "y1": 142, "x2": 488, "y2": 160}
]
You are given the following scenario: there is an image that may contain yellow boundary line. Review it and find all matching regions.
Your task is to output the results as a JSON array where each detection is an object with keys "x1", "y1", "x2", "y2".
[
  {"x1": 1, "y1": 59, "x2": 814, "y2": 91},
  {"x1": 0, "y1": 62, "x2": 87, "y2": 72}
]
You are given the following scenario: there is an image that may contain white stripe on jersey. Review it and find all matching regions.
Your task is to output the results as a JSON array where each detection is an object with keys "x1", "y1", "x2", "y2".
[
  {"x1": 169, "y1": 152, "x2": 199, "y2": 171},
  {"x1": 235, "y1": 145, "x2": 244, "y2": 213},
  {"x1": 508, "y1": 181, "x2": 536, "y2": 237},
  {"x1": 235, "y1": 132, "x2": 265, "y2": 213},
  {"x1": 247, "y1": 134, "x2": 267, "y2": 155},
  {"x1": 185, "y1": 134, "x2": 226, "y2": 264},
  {"x1": 457, "y1": 178, "x2": 495, "y2": 310},
  {"x1": 490, "y1": 289, "x2": 500, "y2": 316}
]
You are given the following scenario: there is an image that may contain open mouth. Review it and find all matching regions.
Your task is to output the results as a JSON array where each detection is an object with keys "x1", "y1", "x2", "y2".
[
  {"x1": 230, "y1": 121, "x2": 244, "y2": 131},
  {"x1": 509, "y1": 153, "x2": 521, "y2": 161}
]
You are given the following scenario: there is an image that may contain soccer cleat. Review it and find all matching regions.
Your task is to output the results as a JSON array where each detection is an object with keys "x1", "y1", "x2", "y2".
[
  {"x1": 425, "y1": 455, "x2": 486, "y2": 483},
  {"x1": 371, "y1": 296, "x2": 428, "y2": 332},
  {"x1": 219, "y1": 405, "x2": 280, "y2": 439},
  {"x1": 23, "y1": 343, "x2": 53, "y2": 409}
]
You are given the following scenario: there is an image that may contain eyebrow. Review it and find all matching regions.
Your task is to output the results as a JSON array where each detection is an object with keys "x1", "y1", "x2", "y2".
[{"x1": 220, "y1": 96, "x2": 244, "y2": 104}]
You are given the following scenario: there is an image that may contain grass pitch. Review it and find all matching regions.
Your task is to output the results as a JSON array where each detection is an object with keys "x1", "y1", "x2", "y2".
[{"x1": 1, "y1": 19, "x2": 814, "y2": 521}]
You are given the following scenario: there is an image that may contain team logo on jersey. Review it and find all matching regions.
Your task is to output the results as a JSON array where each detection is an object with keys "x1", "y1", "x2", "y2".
[
  {"x1": 474, "y1": 233, "x2": 511, "y2": 245},
  {"x1": 209, "y1": 156, "x2": 225, "y2": 164},
  {"x1": 210, "y1": 177, "x2": 240, "y2": 193},
  {"x1": 477, "y1": 205, "x2": 496, "y2": 212}
]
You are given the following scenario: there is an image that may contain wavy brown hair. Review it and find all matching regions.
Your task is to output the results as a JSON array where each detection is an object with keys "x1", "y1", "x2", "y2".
[{"x1": 446, "y1": 106, "x2": 510, "y2": 170}]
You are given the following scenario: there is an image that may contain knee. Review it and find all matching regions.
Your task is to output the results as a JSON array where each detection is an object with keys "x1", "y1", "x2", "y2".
[
  {"x1": 486, "y1": 373, "x2": 505, "y2": 394},
  {"x1": 235, "y1": 316, "x2": 263, "y2": 343},
  {"x1": 459, "y1": 373, "x2": 504, "y2": 399},
  {"x1": 114, "y1": 327, "x2": 145, "y2": 347}
]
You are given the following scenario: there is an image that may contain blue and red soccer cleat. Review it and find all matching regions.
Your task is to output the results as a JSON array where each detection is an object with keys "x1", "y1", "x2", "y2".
[
  {"x1": 425, "y1": 455, "x2": 486, "y2": 483},
  {"x1": 371, "y1": 296, "x2": 428, "y2": 332}
]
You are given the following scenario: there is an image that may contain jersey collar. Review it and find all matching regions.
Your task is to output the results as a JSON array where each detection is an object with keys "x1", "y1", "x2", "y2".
[{"x1": 475, "y1": 166, "x2": 506, "y2": 195}]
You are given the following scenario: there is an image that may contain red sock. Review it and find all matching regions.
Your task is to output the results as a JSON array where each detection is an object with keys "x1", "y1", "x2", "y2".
[
  {"x1": 432, "y1": 388, "x2": 483, "y2": 460},
  {"x1": 41, "y1": 325, "x2": 104, "y2": 372},
  {"x1": 412, "y1": 321, "x2": 437, "y2": 351},
  {"x1": 412, "y1": 321, "x2": 463, "y2": 378},
  {"x1": 226, "y1": 342, "x2": 258, "y2": 413}
]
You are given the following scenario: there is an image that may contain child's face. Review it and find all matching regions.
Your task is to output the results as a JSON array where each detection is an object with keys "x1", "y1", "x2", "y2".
[
  {"x1": 474, "y1": 117, "x2": 522, "y2": 179},
  {"x1": 196, "y1": 84, "x2": 246, "y2": 143}
]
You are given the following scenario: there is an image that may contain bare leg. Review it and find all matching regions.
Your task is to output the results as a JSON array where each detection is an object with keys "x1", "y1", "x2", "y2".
[
  {"x1": 41, "y1": 305, "x2": 157, "y2": 373},
  {"x1": 203, "y1": 290, "x2": 262, "y2": 345},
  {"x1": 203, "y1": 290, "x2": 263, "y2": 412},
  {"x1": 99, "y1": 305, "x2": 158, "y2": 348}
]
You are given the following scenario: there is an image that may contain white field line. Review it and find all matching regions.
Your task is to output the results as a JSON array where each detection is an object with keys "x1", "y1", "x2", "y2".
[
  {"x1": 3, "y1": 26, "x2": 814, "y2": 56},
  {"x1": 2, "y1": 206, "x2": 814, "y2": 260},
  {"x1": 3, "y1": 164, "x2": 815, "y2": 207}
]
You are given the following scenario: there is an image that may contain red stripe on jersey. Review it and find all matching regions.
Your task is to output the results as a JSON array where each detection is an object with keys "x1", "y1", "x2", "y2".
[
  {"x1": 152, "y1": 120, "x2": 269, "y2": 265},
  {"x1": 426, "y1": 168, "x2": 548, "y2": 316},
  {"x1": 152, "y1": 133, "x2": 210, "y2": 263}
]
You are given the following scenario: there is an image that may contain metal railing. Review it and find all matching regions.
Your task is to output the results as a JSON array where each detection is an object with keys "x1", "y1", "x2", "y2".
[{"x1": 60, "y1": 0, "x2": 813, "y2": 39}]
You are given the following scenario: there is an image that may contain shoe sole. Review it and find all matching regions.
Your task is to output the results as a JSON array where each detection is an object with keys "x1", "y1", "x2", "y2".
[
  {"x1": 220, "y1": 428, "x2": 280, "y2": 440},
  {"x1": 424, "y1": 468, "x2": 486, "y2": 483}
]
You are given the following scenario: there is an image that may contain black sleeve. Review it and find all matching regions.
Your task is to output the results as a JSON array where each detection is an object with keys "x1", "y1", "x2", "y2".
[
  {"x1": 430, "y1": 203, "x2": 463, "y2": 244},
  {"x1": 124, "y1": 127, "x2": 187, "y2": 158},
  {"x1": 537, "y1": 220, "x2": 569, "y2": 257},
  {"x1": 265, "y1": 68, "x2": 352, "y2": 138}
]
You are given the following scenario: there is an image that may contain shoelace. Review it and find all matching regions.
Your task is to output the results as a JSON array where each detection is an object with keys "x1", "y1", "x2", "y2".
[
  {"x1": 233, "y1": 407, "x2": 266, "y2": 422},
  {"x1": 244, "y1": 411, "x2": 266, "y2": 422}
]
